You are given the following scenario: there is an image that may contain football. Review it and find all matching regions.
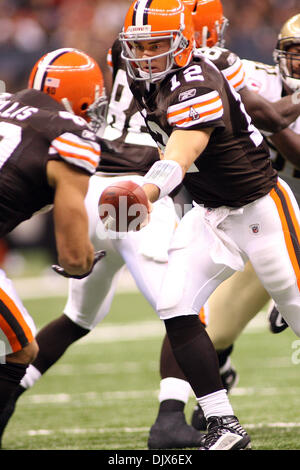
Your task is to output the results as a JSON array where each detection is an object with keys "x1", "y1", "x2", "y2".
[{"x1": 99, "y1": 180, "x2": 149, "y2": 232}]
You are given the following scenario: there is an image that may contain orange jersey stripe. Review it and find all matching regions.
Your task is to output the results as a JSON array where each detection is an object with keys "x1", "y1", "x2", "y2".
[
  {"x1": 55, "y1": 136, "x2": 99, "y2": 157},
  {"x1": 0, "y1": 287, "x2": 34, "y2": 351},
  {"x1": 270, "y1": 187, "x2": 300, "y2": 289},
  {"x1": 175, "y1": 104, "x2": 223, "y2": 126},
  {"x1": 226, "y1": 62, "x2": 243, "y2": 82},
  {"x1": 0, "y1": 314, "x2": 22, "y2": 352},
  {"x1": 167, "y1": 95, "x2": 220, "y2": 120},
  {"x1": 199, "y1": 306, "x2": 207, "y2": 326},
  {"x1": 53, "y1": 147, "x2": 98, "y2": 168},
  {"x1": 233, "y1": 71, "x2": 246, "y2": 89}
]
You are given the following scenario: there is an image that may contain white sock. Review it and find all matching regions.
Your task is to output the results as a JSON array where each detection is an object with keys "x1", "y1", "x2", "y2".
[
  {"x1": 197, "y1": 389, "x2": 234, "y2": 419},
  {"x1": 159, "y1": 377, "x2": 192, "y2": 404},
  {"x1": 20, "y1": 364, "x2": 41, "y2": 389}
]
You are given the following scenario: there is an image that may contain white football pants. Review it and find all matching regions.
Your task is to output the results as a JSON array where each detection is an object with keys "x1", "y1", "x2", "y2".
[
  {"x1": 64, "y1": 174, "x2": 179, "y2": 330},
  {"x1": 157, "y1": 178, "x2": 300, "y2": 337}
]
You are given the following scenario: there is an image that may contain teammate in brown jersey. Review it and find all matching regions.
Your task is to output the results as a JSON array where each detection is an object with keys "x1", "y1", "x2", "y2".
[
  {"x1": 118, "y1": 0, "x2": 300, "y2": 450},
  {"x1": 0, "y1": 48, "x2": 106, "y2": 448}
]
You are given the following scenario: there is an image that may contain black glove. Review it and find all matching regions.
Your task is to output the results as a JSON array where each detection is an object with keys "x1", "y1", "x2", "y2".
[{"x1": 51, "y1": 250, "x2": 106, "y2": 279}]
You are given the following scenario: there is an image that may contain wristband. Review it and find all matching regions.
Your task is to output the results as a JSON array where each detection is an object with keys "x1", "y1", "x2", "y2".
[{"x1": 143, "y1": 160, "x2": 183, "y2": 199}]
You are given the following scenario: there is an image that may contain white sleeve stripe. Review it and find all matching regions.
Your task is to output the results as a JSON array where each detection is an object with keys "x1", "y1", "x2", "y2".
[
  {"x1": 52, "y1": 137, "x2": 100, "y2": 158},
  {"x1": 222, "y1": 58, "x2": 246, "y2": 91},
  {"x1": 51, "y1": 132, "x2": 100, "y2": 162},
  {"x1": 173, "y1": 108, "x2": 224, "y2": 128},
  {"x1": 168, "y1": 99, "x2": 223, "y2": 125},
  {"x1": 52, "y1": 141, "x2": 100, "y2": 164},
  {"x1": 167, "y1": 90, "x2": 219, "y2": 114},
  {"x1": 53, "y1": 132, "x2": 99, "y2": 153},
  {"x1": 57, "y1": 155, "x2": 96, "y2": 174}
]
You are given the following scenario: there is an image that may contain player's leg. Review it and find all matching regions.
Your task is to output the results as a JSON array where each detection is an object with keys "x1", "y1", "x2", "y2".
[
  {"x1": 0, "y1": 269, "x2": 38, "y2": 447},
  {"x1": 156, "y1": 207, "x2": 251, "y2": 450},
  {"x1": 191, "y1": 261, "x2": 270, "y2": 430},
  {"x1": 117, "y1": 196, "x2": 204, "y2": 448},
  {"x1": 241, "y1": 180, "x2": 300, "y2": 337}
]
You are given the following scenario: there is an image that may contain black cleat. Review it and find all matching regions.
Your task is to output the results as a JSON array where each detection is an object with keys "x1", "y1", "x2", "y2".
[
  {"x1": 148, "y1": 411, "x2": 204, "y2": 449},
  {"x1": 268, "y1": 304, "x2": 288, "y2": 334},
  {"x1": 191, "y1": 365, "x2": 239, "y2": 431},
  {"x1": 198, "y1": 415, "x2": 251, "y2": 450}
]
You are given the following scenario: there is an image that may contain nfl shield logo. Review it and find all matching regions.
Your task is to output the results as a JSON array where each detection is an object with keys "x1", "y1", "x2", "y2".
[{"x1": 250, "y1": 224, "x2": 260, "y2": 234}]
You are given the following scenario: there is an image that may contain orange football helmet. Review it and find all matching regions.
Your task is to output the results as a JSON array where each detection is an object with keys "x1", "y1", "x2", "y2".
[
  {"x1": 119, "y1": 0, "x2": 194, "y2": 82},
  {"x1": 28, "y1": 48, "x2": 107, "y2": 132},
  {"x1": 273, "y1": 14, "x2": 300, "y2": 92},
  {"x1": 185, "y1": 0, "x2": 228, "y2": 48}
]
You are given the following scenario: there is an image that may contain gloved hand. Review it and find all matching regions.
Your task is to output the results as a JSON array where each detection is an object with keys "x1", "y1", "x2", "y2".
[{"x1": 52, "y1": 250, "x2": 106, "y2": 279}]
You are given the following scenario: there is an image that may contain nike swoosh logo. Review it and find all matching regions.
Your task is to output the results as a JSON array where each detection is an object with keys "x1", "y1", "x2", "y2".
[{"x1": 275, "y1": 313, "x2": 286, "y2": 328}]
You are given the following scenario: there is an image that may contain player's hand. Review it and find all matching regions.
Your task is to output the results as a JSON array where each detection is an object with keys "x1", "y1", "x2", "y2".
[{"x1": 52, "y1": 250, "x2": 106, "y2": 279}]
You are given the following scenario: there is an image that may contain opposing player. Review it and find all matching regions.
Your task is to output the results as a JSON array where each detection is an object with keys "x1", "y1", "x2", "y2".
[
  {"x1": 0, "y1": 47, "x2": 104, "y2": 446},
  {"x1": 119, "y1": 0, "x2": 300, "y2": 450}
]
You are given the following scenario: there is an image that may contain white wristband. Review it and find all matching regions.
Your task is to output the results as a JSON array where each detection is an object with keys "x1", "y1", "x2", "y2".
[{"x1": 143, "y1": 160, "x2": 183, "y2": 199}]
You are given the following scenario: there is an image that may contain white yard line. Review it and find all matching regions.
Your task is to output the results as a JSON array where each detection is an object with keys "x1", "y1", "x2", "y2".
[
  {"x1": 26, "y1": 421, "x2": 300, "y2": 437},
  {"x1": 22, "y1": 386, "x2": 299, "y2": 406}
]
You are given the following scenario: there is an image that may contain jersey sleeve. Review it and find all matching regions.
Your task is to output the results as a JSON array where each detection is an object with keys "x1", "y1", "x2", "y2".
[
  {"x1": 31, "y1": 108, "x2": 100, "y2": 174},
  {"x1": 221, "y1": 54, "x2": 246, "y2": 92},
  {"x1": 50, "y1": 131, "x2": 100, "y2": 174},
  {"x1": 167, "y1": 87, "x2": 224, "y2": 130},
  {"x1": 196, "y1": 47, "x2": 246, "y2": 92}
]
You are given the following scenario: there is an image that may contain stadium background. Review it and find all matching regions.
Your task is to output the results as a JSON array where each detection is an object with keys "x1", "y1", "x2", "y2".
[{"x1": 0, "y1": 0, "x2": 300, "y2": 451}]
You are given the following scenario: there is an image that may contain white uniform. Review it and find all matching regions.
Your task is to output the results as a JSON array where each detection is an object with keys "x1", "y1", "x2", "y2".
[{"x1": 242, "y1": 59, "x2": 300, "y2": 202}]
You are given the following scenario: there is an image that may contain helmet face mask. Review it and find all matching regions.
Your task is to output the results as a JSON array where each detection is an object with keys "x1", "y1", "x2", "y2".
[
  {"x1": 119, "y1": 0, "x2": 194, "y2": 83},
  {"x1": 28, "y1": 48, "x2": 107, "y2": 128},
  {"x1": 273, "y1": 14, "x2": 300, "y2": 92},
  {"x1": 184, "y1": 0, "x2": 228, "y2": 48}
]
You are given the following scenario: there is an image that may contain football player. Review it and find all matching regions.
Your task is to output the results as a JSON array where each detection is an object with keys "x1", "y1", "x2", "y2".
[
  {"x1": 0, "y1": 47, "x2": 105, "y2": 447},
  {"x1": 150, "y1": 0, "x2": 300, "y2": 440},
  {"x1": 119, "y1": 0, "x2": 300, "y2": 450}
]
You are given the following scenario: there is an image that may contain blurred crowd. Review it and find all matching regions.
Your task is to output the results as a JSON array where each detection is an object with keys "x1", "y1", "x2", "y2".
[{"x1": 0, "y1": 0, "x2": 299, "y2": 95}]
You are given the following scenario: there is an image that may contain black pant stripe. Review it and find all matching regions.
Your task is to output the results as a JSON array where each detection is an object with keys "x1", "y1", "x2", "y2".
[
  {"x1": 275, "y1": 184, "x2": 300, "y2": 268},
  {"x1": 0, "y1": 299, "x2": 29, "y2": 348}
]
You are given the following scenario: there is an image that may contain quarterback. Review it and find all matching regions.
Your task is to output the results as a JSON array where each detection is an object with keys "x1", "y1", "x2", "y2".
[{"x1": 119, "y1": 0, "x2": 300, "y2": 450}]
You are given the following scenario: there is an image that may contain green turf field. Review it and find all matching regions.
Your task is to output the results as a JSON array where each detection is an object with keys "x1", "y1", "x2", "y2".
[{"x1": 2, "y1": 282, "x2": 300, "y2": 451}]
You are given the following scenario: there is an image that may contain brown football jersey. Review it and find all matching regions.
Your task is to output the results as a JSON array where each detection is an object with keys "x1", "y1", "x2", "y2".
[
  {"x1": 0, "y1": 89, "x2": 99, "y2": 237},
  {"x1": 129, "y1": 52, "x2": 278, "y2": 208}
]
